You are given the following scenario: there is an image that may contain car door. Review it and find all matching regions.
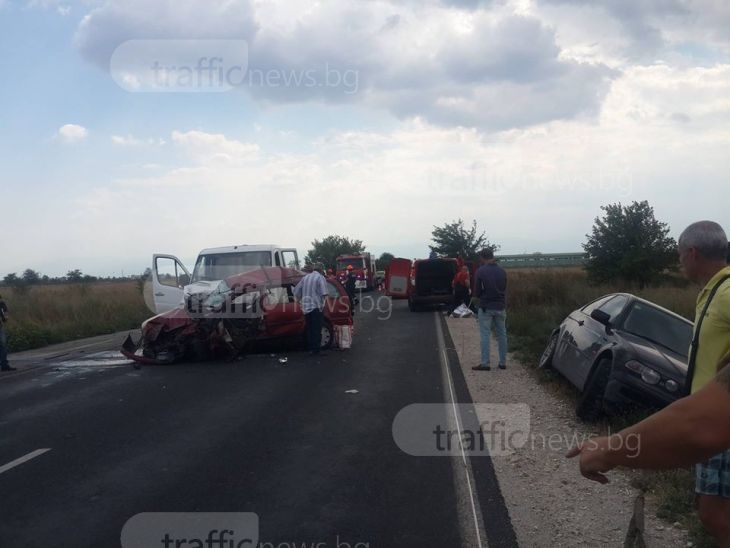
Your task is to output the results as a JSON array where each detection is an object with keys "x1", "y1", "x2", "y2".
[
  {"x1": 152, "y1": 254, "x2": 191, "y2": 314},
  {"x1": 324, "y1": 279, "x2": 351, "y2": 323},
  {"x1": 554, "y1": 295, "x2": 614, "y2": 385},
  {"x1": 386, "y1": 258, "x2": 412, "y2": 298},
  {"x1": 262, "y1": 285, "x2": 305, "y2": 338},
  {"x1": 572, "y1": 295, "x2": 628, "y2": 389}
]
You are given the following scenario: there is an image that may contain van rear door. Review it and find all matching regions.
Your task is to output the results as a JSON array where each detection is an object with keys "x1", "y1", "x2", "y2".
[
  {"x1": 386, "y1": 258, "x2": 412, "y2": 299},
  {"x1": 152, "y1": 254, "x2": 191, "y2": 314}
]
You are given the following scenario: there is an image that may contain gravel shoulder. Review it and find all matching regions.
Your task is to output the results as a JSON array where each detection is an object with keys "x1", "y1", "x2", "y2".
[{"x1": 444, "y1": 314, "x2": 690, "y2": 548}]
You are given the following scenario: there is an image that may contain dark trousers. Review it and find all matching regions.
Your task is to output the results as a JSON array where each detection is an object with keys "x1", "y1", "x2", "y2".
[
  {"x1": 305, "y1": 309, "x2": 323, "y2": 353},
  {"x1": 0, "y1": 327, "x2": 9, "y2": 369}
]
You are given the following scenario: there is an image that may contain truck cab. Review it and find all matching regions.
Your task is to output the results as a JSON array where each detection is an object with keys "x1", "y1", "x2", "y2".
[
  {"x1": 152, "y1": 245, "x2": 300, "y2": 314},
  {"x1": 336, "y1": 253, "x2": 375, "y2": 291}
]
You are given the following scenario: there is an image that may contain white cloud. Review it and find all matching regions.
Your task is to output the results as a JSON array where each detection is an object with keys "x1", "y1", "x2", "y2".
[
  {"x1": 57, "y1": 124, "x2": 88, "y2": 143},
  {"x1": 111, "y1": 134, "x2": 165, "y2": 146},
  {"x1": 171, "y1": 130, "x2": 260, "y2": 163},
  {"x1": 71, "y1": 57, "x2": 730, "y2": 260},
  {"x1": 74, "y1": 0, "x2": 615, "y2": 131}
]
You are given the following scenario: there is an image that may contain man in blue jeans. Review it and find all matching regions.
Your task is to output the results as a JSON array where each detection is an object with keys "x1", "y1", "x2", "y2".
[{"x1": 472, "y1": 249, "x2": 507, "y2": 371}]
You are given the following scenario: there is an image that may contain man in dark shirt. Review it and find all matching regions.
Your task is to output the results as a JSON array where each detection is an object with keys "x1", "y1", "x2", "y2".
[
  {"x1": 472, "y1": 249, "x2": 507, "y2": 371},
  {"x1": 344, "y1": 265, "x2": 357, "y2": 310},
  {"x1": 0, "y1": 293, "x2": 15, "y2": 372}
]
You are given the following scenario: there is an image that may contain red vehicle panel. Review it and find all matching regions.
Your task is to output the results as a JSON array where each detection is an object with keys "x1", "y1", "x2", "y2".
[{"x1": 385, "y1": 258, "x2": 412, "y2": 299}]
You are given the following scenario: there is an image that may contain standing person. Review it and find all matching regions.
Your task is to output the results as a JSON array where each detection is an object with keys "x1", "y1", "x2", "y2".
[
  {"x1": 455, "y1": 253, "x2": 465, "y2": 269},
  {"x1": 0, "y1": 293, "x2": 15, "y2": 372},
  {"x1": 676, "y1": 220, "x2": 730, "y2": 544},
  {"x1": 293, "y1": 264, "x2": 330, "y2": 356},
  {"x1": 472, "y1": 249, "x2": 507, "y2": 371},
  {"x1": 344, "y1": 265, "x2": 357, "y2": 309},
  {"x1": 447, "y1": 265, "x2": 471, "y2": 316}
]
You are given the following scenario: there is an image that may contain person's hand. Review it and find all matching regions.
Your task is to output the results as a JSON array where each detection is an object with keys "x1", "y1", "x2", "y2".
[{"x1": 566, "y1": 437, "x2": 615, "y2": 484}]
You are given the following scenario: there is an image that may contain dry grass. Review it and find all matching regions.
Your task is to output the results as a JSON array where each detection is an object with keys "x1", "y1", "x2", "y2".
[
  {"x1": 1, "y1": 282, "x2": 151, "y2": 352},
  {"x1": 507, "y1": 267, "x2": 696, "y2": 370},
  {"x1": 506, "y1": 267, "x2": 715, "y2": 546}
]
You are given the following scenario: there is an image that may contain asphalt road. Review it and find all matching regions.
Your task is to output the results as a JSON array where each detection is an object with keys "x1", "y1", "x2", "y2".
[{"x1": 0, "y1": 296, "x2": 516, "y2": 548}]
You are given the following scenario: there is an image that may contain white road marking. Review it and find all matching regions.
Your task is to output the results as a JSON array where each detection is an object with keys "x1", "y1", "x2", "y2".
[
  {"x1": 0, "y1": 448, "x2": 52, "y2": 475},
  {"x1": 434, "y1": 313, "x2": 486, "y2": 548}
]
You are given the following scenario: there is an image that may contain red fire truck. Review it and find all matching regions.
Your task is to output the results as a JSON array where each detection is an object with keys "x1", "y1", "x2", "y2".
[{"x1": 336, "y1": 253, "x2": 376, "y2": 291}]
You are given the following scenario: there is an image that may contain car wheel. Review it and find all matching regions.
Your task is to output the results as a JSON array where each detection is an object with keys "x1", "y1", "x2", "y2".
[
  {"x1": 576, "y1": 358, "x2": 611, "y2": 422},
  {"x1": 538, "y1": 332, "x2": 558, "y2": 370},
  {"x1": 320, "y1": 322, "x2": 334, "y2": 350}
]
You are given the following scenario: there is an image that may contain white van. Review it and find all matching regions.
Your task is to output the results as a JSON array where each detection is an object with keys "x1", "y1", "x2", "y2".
[{"x1": 151, "y1": 245, "x2": 300, "y2": 313}]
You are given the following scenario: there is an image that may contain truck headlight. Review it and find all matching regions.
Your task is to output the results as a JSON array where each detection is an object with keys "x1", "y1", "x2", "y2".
[{"x1": 625, "y1": 360, "x2": 661, "y2": 385}]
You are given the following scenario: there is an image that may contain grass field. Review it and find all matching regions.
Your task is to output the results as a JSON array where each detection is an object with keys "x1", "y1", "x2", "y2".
[
  {"x1": 505, "y1": 267, "x2": 715, "y2": 547},
  {"x1": 0, "y1": 281, "x2": 152, "y2": 353}
]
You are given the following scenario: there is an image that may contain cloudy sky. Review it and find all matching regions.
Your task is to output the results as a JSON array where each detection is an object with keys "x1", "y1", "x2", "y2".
[{"x1": 1, "y1": 0, "x2": 729, "y2": 277}]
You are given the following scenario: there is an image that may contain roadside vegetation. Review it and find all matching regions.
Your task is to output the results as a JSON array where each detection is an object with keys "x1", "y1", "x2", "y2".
[
  {"x1": 0, "y1": 281, "x2": 151, "y2": 353},
  {"x1": 507, "y1": 266, "x2": 714, "y2": 547}
]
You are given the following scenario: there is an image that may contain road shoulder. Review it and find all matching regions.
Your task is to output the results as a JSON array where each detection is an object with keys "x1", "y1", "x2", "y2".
[{"x1": 443, "y1": 314, "x2": 689, "y2": 548}]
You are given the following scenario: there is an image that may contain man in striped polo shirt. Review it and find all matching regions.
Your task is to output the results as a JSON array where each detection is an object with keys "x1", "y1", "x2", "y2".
[{"x1": 293, "y1": 263, "x2": 330, "y2": 356}]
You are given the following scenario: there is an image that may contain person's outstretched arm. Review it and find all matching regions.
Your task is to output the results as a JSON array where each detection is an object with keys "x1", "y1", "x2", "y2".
[{"x1": 567, "y1": 366, "x2": 730, "y2": 483}]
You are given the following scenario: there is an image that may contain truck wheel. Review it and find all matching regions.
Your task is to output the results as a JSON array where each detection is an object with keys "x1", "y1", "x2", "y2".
[
  {"x1": 576, "y1": 358, "x2": 611, "y2": 422},
  {"x1": 538, "y1": 332, "x2": 558, "y2": 370}
]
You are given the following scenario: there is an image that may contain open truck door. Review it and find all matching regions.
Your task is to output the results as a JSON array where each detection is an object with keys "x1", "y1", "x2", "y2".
[
  {"x1": 279, "y1": 248, "x2": 300, "y2": 270},
  {"x1": 386, "y1": 258, "x2": 412, "y2": 299},
  {"x1": 152, "y1": 254, "x2": 191, "y2": 314}
]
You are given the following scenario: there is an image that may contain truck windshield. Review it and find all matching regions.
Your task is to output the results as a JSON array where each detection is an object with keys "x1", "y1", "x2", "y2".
[
  {"x1": 192, "y1": 251, "x2": 273, "y2": 282},
  {"x1": 337, "y1": 259, "x2": 366, "y2": 270}
]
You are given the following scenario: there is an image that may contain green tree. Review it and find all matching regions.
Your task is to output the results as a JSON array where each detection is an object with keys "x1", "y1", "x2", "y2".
[
  {"x1": 305, "y1": 235, "x2": 365, "y2": 270},
  {"x1": 429, "y1": 219, "x2": 498, "y2": 259},
  {"x1": 3, "y1": 272, "x2": 29, "y2": 294},
  {"x1": 66, "y1": 269, "x2": 84, "y2": 283},
  {"x1": 583, "y1": 201, "x2": 677, "y2": 288},
  {"x1": 377, "y1": 252, "x2": 394, "y2": 268},
  {"x1": 22, "y1": 269, "x2": 41, "y2": 285}
]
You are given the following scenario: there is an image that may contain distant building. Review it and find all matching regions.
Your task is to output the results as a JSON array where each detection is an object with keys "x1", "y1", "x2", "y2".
[{"x1": 496, "y1": 252, "x2": 587, "y2": 268}]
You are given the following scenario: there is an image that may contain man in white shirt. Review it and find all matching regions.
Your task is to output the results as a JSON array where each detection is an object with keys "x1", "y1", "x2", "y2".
[{"x1": 293, "y1": 264, "x2": 329, "y2": 355}]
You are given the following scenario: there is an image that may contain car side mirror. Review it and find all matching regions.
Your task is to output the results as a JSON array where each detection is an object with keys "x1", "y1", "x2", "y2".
[{"x1": 590, "y1": 309, "x2": 612, "y2": 331}]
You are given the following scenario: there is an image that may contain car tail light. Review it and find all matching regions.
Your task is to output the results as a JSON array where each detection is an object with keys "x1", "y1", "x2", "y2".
[{"x1": 625, "y1": 360, "x2": 661, "y2": 385}]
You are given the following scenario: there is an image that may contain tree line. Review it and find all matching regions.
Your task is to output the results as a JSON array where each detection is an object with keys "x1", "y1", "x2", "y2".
[
  {"x1": 4, "y1": 200, "x2": 709, "y2": 292},
  {"x1": 1, "y1": 269, "x2": 141, "y2": 291},
  {"x1": 306, "y1": 200, "x2": 706, "y2": 289}
]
